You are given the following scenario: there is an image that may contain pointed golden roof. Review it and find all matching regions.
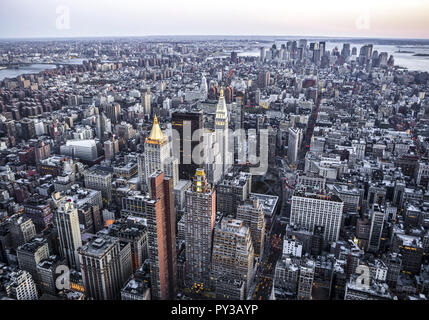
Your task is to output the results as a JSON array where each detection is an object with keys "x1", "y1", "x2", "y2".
[
  {"x1": 147, "y1": 115, "x2": 166, "y2": 143},
  {"x1": 216, "y1": 87, "x2": 227, "y2": 121}
]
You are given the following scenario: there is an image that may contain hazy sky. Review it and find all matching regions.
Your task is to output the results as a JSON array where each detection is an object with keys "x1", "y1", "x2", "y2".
[{"x1": 1, "y1": 0, "x2": 429, "y2": 39}]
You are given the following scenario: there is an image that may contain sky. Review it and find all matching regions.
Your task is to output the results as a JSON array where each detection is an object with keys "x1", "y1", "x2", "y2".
[{"x1": 1, "y1": 0, "x2": 429, "y2": 39}]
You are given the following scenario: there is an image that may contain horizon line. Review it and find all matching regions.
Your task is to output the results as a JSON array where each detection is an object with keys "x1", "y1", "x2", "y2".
[{"x1": 1, "y1": 34, "x2": 429, "y2": 42}]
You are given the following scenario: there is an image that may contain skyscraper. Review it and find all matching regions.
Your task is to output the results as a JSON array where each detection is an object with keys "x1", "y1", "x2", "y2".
[
  {"x1": 147, "y1": 170, "x2": 177, "y2": 300},
  {"x1": 17, "y1": 237, "x2": 50, "y2": 283},
  {"x1": 143, "y1": 88, "x2": 152, "y2": 116},
  {"x1": 290, "y1": 191, "x2": 344, "y2": 244},
  {"x1": 237, "y1": 199, "x2": 266, "y2": 257},
  {"x1": 143, "y1": 115, "x2": 178, "y2": 190},
  {"x1": 215, "y1": 87, "x2": 232, "y2": 178},
  {"x1": 54, "y1": 199, "x2": 82, "y2": 270},
  {"x1": 288, "y1": 127, "x2": 302, "y2": 166},
  {"x1": 368, "y1": 204, "x2": 385, "y2": 253},
  {"x1": 184, "y1": 169, "x2": 216, "y2": 289},
  {"x1": 172, "y1": 111, "x2": 204, "y2": 180},
  {"x1": 78, "y1": 235, "x2": 125, "y2": 300},
  {"x1": 211, "y1": 218, "x2": 254, "y2": 299},
  {"x1": 200, "y1": 75, "x2": 208, "y2": 100}
]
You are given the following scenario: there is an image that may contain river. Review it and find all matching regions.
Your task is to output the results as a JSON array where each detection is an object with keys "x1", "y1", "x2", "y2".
[{"x1": 0, "y1": 58, "x2": 87, "y2": 81}]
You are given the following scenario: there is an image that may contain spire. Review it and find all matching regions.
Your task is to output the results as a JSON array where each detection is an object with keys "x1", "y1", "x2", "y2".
[
  {"x1": 148, "y1": 115, "x2": 165, "y2": 143},
  {"x1": 193, "y1": 168, "x2": 208, "y2": 193},
  {"x1": 216, "y1": 87, "x2": 227, "y2": 121}
]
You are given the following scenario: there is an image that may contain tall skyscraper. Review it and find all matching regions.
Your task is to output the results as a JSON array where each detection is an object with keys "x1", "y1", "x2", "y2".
[
  {"x1": 215, "y1": 87, "x2": 232, "y2": 178},
  {"x1": 143, "y1": 115, "x2": 178, "y2": 189},
  {"x1": 184, "y1": 169, "x2": 216, "y2": 288},
  {"x1": 211, "y1": 218, "x2": 254, "y2": 299},
  {"x1": 368, "y1": 204, "x2": 385, "y2": 253},
  {"x1": 147, "y1": 170, "x2": 177, "y2": 299},
  {"x1": 290, "y1": 191, "x2": 344, "y2": 244},
  {"x1": 54, "y1": 200, "x2": 82, "y2": 270},
  {"x1": 260, "y1": 47, "x2": 266, "y2": 62},
  {"x1": 143, "y1": 88, "x2": 152, "y2": 116},
  {"x1": 172, "y1": 111, "x2": 204, "y2": 180},
  {"x1": 257, "y1": 71, "x2": 270, "y2": 88},
  {"x1": 200, "y1": 75, "x2": 208, "y2": 100},
  {"x1": 288, "y1": 128, "x2": 302, "y2": 166},
  {"x1": 78, "y1": 235, "x2": 125, "y2": 300},
  {"x1": 237, "y1": 199, "x2": 266, "y2": 257}
]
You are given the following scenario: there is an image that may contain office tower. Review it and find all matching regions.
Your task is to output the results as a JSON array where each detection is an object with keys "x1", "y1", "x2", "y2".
[
  {"x1": 297, "y1": 259, "x2": 315, "y2": 300},
  {"x1": 84, "y1": 166, "x2": 112, "y2": 203},
  {"x1": 200, "y1": 75, "x2": 208, "y2": 100},
  {"x1": 17, "y1": 237, "x2": 50, "y2": 283},
  {"x1": 54, "y1": 200, "x2": 82, "y2": 269},
  {"x1": 378, "y1": 52, "x2": 389, "y2": 67},
  {"x1": 290, "y1": 191, "x2": 344, "y2": 243},
  {"x1": 96, "y1": 112, "x2": 109, "y2": 141},
  {"x1": 288, "y1": 128, "x2": 302, "y2": 166},
  {"x1": 236, "y1": 199, "x2": 266, "y2": 257},
  {"x1": 37, "y1": 255, "x2": 66, "y2": 295},
  {"x1": 60, "y1": 139, "x2": 98, "y2": 162},
  {"x1": 393, "y1": 234, "x2": 423, "y2": 275},
  {"x1": 341, "y1": 43, "x2": 351, "y2": 58},
  {"x1": 203, "y1": 129, "x2": 223, "y2": 185},
  {"x1": 211, "y1": 218, "x2": 254, "y2": 299},
  {"x1": 105, "y1": 102, "x2": 121, "y2": 124},
  {"x1": 9, "y1": 215, "x2": 36, "y2": 248},
  {"x1": 172, "y1": 111, "x2": 204, "y2": 180},
  {"x1": 257, "y1": 71, "x2": 270, "y2": 88},
  {"x1": 147, "y1": 171, "x2": 177, "y2": 300},
  {"x1": 260, "y1": 47, "x2": 266, "y2": 62},
  {"x1": 108, "y1": 218, "x2": 147, "y2": 272},
  {"x1": 312, "y1": 49, "x2": 321, "y2": 65},
  {"x1": 231, "y1": 51, "x2": 238, "y2": 63},
  {"x1": 215, "y1": 88, "x2": 232, "y2": 178},
  {"x1": 143, "y1": 88, "x2": 152, "y2": 116},
  {"x1": 143, "y1": 115, "x2": 178, "y2": 189},
  {"x1": 319, "y1": 41, "x2": 326, "y2": 57},
  {"x1": 184, "y1": 169, "x2": 216, "y2": 288},
  {"x1": 78, "y1": 203, "x2": 103, "y2": 234},
  {"x1": 78, "y1": 235, "x2": 126, "y2": 300},
  {"x1": 367, "y1": 204, "x2": 385, "y2": 253},
  {"x1": 216, "y1": 172, "x2": 252, "y2": 216},
  {"x1": 5, "y1": 270, "x2": 38, "y2": 300},
  {"x1": 104, "y1": 138, "x2": 119, "y2": 160}
]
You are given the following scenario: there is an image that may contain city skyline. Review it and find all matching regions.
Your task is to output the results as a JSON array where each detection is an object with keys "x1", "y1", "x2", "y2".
[
  {"x1": 1, "y1": 0, "x2": 429, "y2": 307},
  {"x1": 1, "y1": 0, "x2": 429, "y2": 40}
]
